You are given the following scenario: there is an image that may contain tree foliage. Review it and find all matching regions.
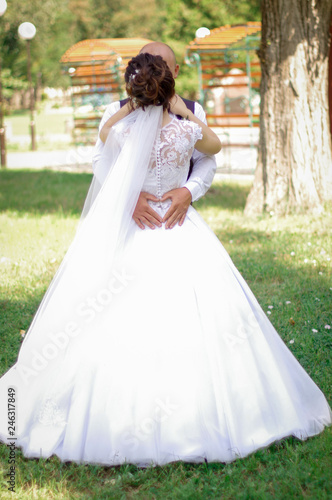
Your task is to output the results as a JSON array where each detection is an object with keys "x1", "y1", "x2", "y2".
[{"x1": 0, "y1": 0, "x2": 261, "y2": 94}]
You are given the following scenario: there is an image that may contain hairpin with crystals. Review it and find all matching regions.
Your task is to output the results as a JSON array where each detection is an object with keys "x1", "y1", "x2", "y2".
[{"x1": 130, "y1": 69, "x2": 140, "y2": 82}]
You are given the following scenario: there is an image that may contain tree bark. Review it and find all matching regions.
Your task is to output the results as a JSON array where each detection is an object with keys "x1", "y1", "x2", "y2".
[{"x1": 245, "y1": 1, "x2": 332, "y2": 216}]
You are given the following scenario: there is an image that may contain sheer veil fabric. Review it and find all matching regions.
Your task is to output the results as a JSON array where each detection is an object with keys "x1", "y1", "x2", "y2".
[
  {"x1": 16, "y1": 105, "x2": 162, "y2": 350},
  {"x1": 0, "y1": 106, "x2": 162, "y2": 421}
]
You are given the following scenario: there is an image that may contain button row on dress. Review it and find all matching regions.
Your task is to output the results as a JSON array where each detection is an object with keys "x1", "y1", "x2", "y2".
[{"x1": 156, "y1": 132, "x2": 163, "y2": 206}]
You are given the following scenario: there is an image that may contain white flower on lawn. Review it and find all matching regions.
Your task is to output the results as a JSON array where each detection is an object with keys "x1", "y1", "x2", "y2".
[
  {"x1": 312, "y1": 329, "x2": 318, "y2": 333},
  {"x1": 289, "y1": 339, "x2": 295, "y2": 344},
  {"x1": 304, "y1": 259, "x2": 308, "y2": 263},
  {"x1": 324, "y1": 325, "x2": 331, "y2": 330},
  {"x1": 318, "y1": 272, "x2": 323, "y2": 275},
  {"x1": 307, "y1": 242, "x2": 312, "y2": 246},
  {"x1": 0, "y1": 257, "x2": 11, "y2": 264},
  {"x1": 315, "y1": 298, "x2": 320, "y2": 301},
  {"x1": 285, "y1": 301, "x2": 291, "y2": 304},
  {"x1": 267, "y1": 311, "x2": 271, "y2": 315},
  {"x1": 268, "y1": 305, "x2": 273, "y2": 309},
  {"x1": 290, "y1": 252, "x2": 295, "y2": 256}
]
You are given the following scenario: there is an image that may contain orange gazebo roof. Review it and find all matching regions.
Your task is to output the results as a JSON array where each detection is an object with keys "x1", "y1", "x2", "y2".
[
  {"x1": 186, "y1": 22, "x2": 261, "y2": 53},
  {"x1": 61, "y1": 38, "x2": 152, "y2": 67}
]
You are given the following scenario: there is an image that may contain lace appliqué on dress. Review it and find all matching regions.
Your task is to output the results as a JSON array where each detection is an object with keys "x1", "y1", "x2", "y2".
[
  {"x1": 37, "y1": 398, "x2": 67, "y2": 426},
  {"x1": 151, "y1": 118, "x2": 202, "y2": 171},
  {"x1": 142, "y1": 117, "x2": 203, "y2": 199}
]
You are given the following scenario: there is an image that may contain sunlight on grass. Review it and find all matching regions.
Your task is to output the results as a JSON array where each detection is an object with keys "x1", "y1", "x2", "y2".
[
  {"x1": 6, "y1": 112, "x2": 72, "y2": 136},
  {"x1": 0, "y1": 170, "x2": 331, "y2": 499}
]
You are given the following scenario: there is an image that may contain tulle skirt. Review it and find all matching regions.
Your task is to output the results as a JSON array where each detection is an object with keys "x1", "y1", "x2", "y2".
[{"x1": 0, "y1": 206, "x2": 331, "y2": 467}]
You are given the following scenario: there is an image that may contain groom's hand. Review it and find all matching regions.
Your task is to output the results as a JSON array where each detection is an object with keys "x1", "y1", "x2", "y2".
[
  {"x1": 160, "y1": 187, "x2": 192, "y2": 229},
  {"x1": 133, "y1": 192, "x2": 162, "y2": 229}
]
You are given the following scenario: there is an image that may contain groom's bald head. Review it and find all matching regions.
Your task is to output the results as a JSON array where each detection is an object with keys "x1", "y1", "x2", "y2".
[{"x1": 139, "y1": 42, "x2": 180, "y2": 78}]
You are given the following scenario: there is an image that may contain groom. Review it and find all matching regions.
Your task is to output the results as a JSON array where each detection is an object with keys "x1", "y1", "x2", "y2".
[{"x1": 92, "y1": 41, "x2": 216, "y2": 229}]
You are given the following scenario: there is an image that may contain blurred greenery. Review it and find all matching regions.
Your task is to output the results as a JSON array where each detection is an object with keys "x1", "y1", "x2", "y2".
[{"x1": 0, "y1": 0, "x2": 261, "y2": 100}]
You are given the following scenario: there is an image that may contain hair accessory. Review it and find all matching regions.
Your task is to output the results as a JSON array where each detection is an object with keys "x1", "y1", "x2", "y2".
[{"x1": 129, "y1": 68, "x2": 141, "y2": 83}]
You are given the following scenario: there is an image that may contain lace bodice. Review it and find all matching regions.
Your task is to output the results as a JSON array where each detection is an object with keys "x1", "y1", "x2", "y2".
[{"x1": 142, "y1": 116, "x2": 202, "y2": 215}]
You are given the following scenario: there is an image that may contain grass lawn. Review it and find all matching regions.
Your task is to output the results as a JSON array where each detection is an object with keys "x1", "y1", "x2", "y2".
[
  {"x1": 5, "y1": 109, "x2": 88, "y2": 152},
  {"x1": 5, "y1": 110, "x2": 73, "y2": 137},
  {"x1": 0, "y1": 169, "x2": 331, "y2": 499},
  {"x1": 5, "y1": 110, "x2": 75, "y2": 152}
]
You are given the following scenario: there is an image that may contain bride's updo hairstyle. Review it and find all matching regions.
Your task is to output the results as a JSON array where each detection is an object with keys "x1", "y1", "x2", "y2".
[{"x1": 125, "y1": 53, "x2": 175, "y2": 111}]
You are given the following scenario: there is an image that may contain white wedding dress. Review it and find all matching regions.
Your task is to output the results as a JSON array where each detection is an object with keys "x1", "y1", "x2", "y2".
[{"x1": 0, "y1": 108, "x2": 331, "y2": 468}]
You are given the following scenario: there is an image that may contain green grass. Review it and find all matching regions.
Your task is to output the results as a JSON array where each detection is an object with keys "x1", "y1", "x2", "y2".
[
  {"x1": 5, "y1": 108, "x2": 88, "y2": 151},
  {"x1": 6, "y1": 140, "x2": 75, "y2": 153},
  {"x1": 0, "y1": 170, "x2": 331, "y2": 499},
  {"x1": 5, "y1": 111, "x2": 72, "y2": 136}
]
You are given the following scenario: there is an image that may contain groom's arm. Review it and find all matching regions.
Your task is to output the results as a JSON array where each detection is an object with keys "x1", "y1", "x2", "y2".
[
  {"x1": 162, "y1": 102, "x2": 217, "y2": 229},
  {"x1": 183, "y1": 102, "x2": 217, "y2": 202},
  {"x1": 92, "y1": 101, "x2": 121, "y2": 174}
]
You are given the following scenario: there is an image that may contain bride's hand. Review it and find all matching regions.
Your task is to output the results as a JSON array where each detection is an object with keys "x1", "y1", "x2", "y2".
[
  {"x1": 100, "y1": 102, "x2": 133, "y2": 143},
  {"x1": 170, "y1": 95, "x2": 189, "y2": 118}
]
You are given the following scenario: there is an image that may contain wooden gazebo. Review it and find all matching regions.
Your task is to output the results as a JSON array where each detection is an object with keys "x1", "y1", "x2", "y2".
[
  {"x1": 60, "y1": 38, "x2": 151, "y2": 144},
  {"x1": 185, "y1": 23, "x2": 261, "y2": 130}
]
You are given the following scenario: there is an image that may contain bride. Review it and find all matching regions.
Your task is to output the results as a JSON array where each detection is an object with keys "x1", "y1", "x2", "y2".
[{"x1": 0, "y1": 53, "x2": 331, "y2": 468}]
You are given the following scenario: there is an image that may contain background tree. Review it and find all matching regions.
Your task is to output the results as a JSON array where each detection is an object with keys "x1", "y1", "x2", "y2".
[
  {"x1": 245, "y1": 1, "x2": 332, "y2": 216},
  {"x1": 91, "y1": 0, "x2": 164, "y2": 39}
]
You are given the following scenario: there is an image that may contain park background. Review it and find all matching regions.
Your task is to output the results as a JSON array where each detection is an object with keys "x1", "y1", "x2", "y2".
[{"x1": 2, "y1": 0, "x2": 263, "y2": 174}]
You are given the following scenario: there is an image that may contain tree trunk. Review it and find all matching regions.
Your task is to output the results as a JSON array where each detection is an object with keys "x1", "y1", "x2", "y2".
[{"x1": 245, "y1": 1, "x2": 332, "y2": 216}]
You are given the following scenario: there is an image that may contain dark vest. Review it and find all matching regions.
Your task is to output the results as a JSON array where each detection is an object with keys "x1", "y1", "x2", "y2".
[{"x1": 119, "y1": 98, "x2": 196, "y2": 180}]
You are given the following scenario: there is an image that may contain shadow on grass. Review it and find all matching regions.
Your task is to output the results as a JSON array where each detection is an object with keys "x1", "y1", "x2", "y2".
[
  {"x1": 0, "y1": 169, "x2": 252, "y2": 216},
  {"x1": 0, "y1": 293, "x2": 43, "y2": 376},
  {"x1": 194, "y1": 182, "x2": 252, "y2": 211},
  {"x1": 0, "y1": 169, "x2": 92, "y2": 216}
]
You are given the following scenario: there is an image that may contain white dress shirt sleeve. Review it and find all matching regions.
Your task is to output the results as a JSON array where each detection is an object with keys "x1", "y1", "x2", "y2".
[
  {"x1": 92, "y1": 101, "x2": 121, "y2": 174},
  {"x1": 183, "y1": 102, "x2": 217, "y2": 202}
]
